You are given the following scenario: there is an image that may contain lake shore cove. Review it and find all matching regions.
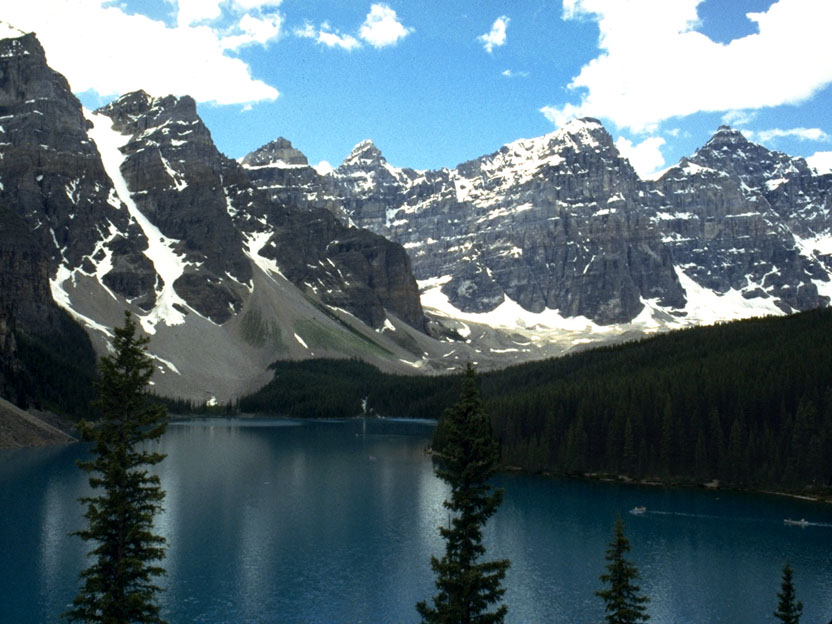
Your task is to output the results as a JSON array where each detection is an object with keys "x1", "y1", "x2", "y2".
[{"x1": 233, "y1": 308, "x2": 832, "y2": 499}]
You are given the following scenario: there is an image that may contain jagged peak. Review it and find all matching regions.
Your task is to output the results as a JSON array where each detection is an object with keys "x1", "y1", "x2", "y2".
[
  {"x1": 241, "y1": 137, "x2": 309, "y2": 168},
  {"x1": 94, "y1": 90, "x2": 204, "y2": 140},
  {"x1": 0, "y1": 29, "x2": 45, "y2": 58},
  {"x1": 341, "y1": 139, "x2": 386, "y2": 168},
  {"x1": 0, "y1": 21, "x2": 28, "y2": 41},
  {"x1": 706, "y1": 124, "x2": 752, "y2": 146},
  {"x1": 562, "y1": 116, "x2": 605, "y2": 133},
  {"x1": 555, "y1": 117, "x2": 614, "y2": 149},
  {"x1": 95, "y1": 90, "x2": 153, "y2": 120}
]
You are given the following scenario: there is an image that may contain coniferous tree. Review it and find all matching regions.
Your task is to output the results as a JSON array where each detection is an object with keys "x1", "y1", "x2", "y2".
[
  {"x1": 596, "y1": 517, "x2": 650, "y2": 624},
  {"x1": 417, "y1": 363, "x2": 510, "y2": 624},
  {"x1": 64, "y1": 312, "x2": 168, "y2": 624},
  {"x1": 774, "y1": 562, "x2": 803, "y2": 624}
]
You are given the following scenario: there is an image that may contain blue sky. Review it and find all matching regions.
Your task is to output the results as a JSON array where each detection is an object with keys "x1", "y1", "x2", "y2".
[{"x1": 5, "y1": 0, "x2": 832, "y2": 176}]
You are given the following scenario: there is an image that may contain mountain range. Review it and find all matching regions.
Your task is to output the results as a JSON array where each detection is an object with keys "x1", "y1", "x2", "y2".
[{"x1": 0, "y1": 31, "x2": 830, "y2": 404}]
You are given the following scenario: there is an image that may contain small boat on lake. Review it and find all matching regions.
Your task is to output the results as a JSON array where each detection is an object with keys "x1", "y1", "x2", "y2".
[
  {"x1": 630, "y1": 506, "x2": 647, "y2": 515},
  {"x1": 784, "y1": 518, "x2": 809, "y2": 527}
]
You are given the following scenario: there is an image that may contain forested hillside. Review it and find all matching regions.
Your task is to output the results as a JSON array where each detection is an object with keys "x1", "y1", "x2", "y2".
[
  {"x1": 486, "y1": 309, "x2": 832, "y2": 490},
  {"x1": 242, "y1": 309, "x2": 832, "y2": 491},
  {"x1": 0, "y1": 311, "x2": 97, "y2": 421}
]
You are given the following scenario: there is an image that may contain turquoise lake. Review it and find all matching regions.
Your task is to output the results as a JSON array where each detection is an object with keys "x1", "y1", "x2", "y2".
[{"x1": 1, "y1": 417, "x2": 831, "y2": 623}]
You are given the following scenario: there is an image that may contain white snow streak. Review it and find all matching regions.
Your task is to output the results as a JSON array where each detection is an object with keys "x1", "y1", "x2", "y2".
[
  {"x1": 49, "y1": 265, "x2": 114, "y2": 335},
  {"x1": 85, "y1": 109, "x2": 190, "y2": 334},
  {"x1": 673, "y1": 267, "x2": 785, "y2": 323},
  {"x1": 244, "y1": 229, "x2": 285, "y2": 280}
]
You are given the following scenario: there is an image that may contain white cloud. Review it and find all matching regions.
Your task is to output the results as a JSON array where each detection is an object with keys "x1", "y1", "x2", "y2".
[
  {"x1": 359, "y1": 4, "x2": 413, "y2": 48},
  {"x1": 806, "y1": 151, "x2": 832, "y2": 174},
  {"x1": 221, "y1": 13, "x2": 283, "y2": 51},
  {"x1": 313, "y1": 160, "x2": 334, "y2": 175},
  {"x1": 172, "y1": 0, "x2": 283, "y2": 27},
  {"x1": 4, "y1": 0, "x2": 279, "y2": 105},
  {"x1": 294, "y1": 21, "x2": 316, "y2": 39},
  {"x1": 317, "y1": 26, "x2": 362, "y2": 51},
  {"x1": 545, "y1": 0, "x2": 832, "y2": 132},
  {"x1": 501, "y1": 69, "x2": 529, "y2": 78},
  {"x1": 752, "y1": 127, "x2": 831, "y2": 143},
  {"x1": 615, "y1": 135, "x2": 667, "y2": 179},
  {"x1": 540, "y1": 103, "x2": 583, "y2": 129},
  {"x1": 232, "y1": 0, "x2": 284, "y2": 11},
  {"x1": 722, "y1": 110, "x2": 757, "y2": 127},
  {"x1": 478, "y1": 16, "x2": 509, "y2": 54},
  {"x1": 297, "y1": 4, "x2": 412, "y2": 52},
  {"x1": 175, "y1": 0, "x2": 224, "y2": 27}
]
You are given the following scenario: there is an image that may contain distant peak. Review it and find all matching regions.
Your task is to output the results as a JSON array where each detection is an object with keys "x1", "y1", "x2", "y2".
[
  {"x1": 553, "y1": 116, "x2": 614, "y2": 150},
  {"x1": 95, "y1": 90, "x2": 154, "y2": 122},
  {"x1": 353, "y1": 138, "x2": 376, "y2": 150},
  {"x1": 0, "y1": 20, "x2": 27, "y2": 40},
  {"x1": 349, "y1": 139, "x2": 381, "y2": 157},
  {"x1": 708, "y1": 125, "x2": 750, "y2": 144},
  {"x1": 242, "y1": 137, "x2": 309, "y2": 167},
  {"x1": 563, "y1": 117, "x2": 604, "y2": 131},
  {"x1": 0, "y1": 29, "x2": 44, "y2": 57},
  {"x1": 341, "y1": 139, "x2": 386, "y2": 168}
]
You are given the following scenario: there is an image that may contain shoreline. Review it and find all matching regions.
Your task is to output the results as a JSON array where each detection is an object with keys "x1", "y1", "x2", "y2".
[
  {"x1": 0, "y1": 397, "x2": 77, "y2": 450},
  {"x1": 498, "y1": 465, "x2": 832, "y2": 506}
]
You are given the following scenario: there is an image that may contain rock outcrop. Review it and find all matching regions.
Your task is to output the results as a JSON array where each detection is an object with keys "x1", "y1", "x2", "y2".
[
  {"x1": 0, "y1": 31, "x2": 431, "y2": 403},
  {"x1": 0, "y1": 33, "x2": 150, "y2": 303},
  {"x1": 295, "y1": 119, "x2": 832, "y2": 325}
]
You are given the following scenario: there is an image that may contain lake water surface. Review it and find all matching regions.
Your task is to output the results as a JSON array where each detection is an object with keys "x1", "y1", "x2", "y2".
[{"x1": 1, "y1": 417, "x2": 831, "y2": 623}]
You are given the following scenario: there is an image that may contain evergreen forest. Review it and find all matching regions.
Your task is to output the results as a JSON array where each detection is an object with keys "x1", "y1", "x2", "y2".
[
  {"x1": 0, "y1": 310, "x2": 98, "y2": 420},
  {"x1": 242, "y1": 308, "x2": 832, "y2": 492}
]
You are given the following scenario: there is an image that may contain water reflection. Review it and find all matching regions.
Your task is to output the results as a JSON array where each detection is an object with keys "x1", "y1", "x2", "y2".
[{"x1": 2, "y1": 419, "x2": 832, "y2": 623}]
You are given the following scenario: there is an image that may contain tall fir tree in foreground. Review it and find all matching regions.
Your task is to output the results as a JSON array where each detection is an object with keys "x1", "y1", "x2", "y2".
[
  {"x1": 417, "y1": 363, "x2": 510, "y2": 624},
  {"x1": 64, "y1": 312, "x2": 168, "y2": 624},
  {"x1": 774, "y1": 562, "x2": 803, "y2": 624},
  {"x1": 596, "y1": 517, "x2": 650, "y2": 624}
]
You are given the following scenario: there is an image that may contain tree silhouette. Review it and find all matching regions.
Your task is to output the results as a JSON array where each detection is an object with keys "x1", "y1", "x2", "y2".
[
  {"x1": 417, "y1": 363, "x2": 510, "y2": 624},
  {"x1": 596, "y1": 517, "x2": 650, "y2": 624},
  {"x1": 774, "y1": 562, "x2": 803, "y2": 624},
  {"x1": 64, "y1": 312, "x2": 168, "y2": 623}
]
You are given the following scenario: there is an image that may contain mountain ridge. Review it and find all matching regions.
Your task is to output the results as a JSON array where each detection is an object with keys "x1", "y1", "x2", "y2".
[
  {"x1": 0, "y1": 32, "x2": 450, "y2": 405},
  {"x1": 1, "y1": 30, "x2": 830, "y2": 406}
]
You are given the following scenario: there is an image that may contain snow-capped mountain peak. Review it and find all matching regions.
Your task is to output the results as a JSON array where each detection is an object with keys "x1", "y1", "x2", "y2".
[
  {"x1": 240, "y1": 137, "x2": 309, "y2": 169},
  {"x1": 340, "y1": 139, "x2": 386, "y2": 169}
]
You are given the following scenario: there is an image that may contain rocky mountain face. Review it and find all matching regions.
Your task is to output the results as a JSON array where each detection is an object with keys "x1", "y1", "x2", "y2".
[
  {"x1": 650, "y1": 127, "x2": 831, "y2": 314},
  {"x1": 0, "y1": 32, "x2": 432, "y2": 403},
  {"x1": 0, "y1": 200, "x2": 96, "y2": 411},
  {"x1": 282, "y1": 120, "x2": 831, "y2": 329},
  {"x1": 0, "y1": 34, "x2": 151, "y2": 304}
]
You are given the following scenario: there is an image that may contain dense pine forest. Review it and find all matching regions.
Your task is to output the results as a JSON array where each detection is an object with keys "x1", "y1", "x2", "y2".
[
  {"x1": 242, "y1": 308, "x2": 832, "y2": 492},
  {"x1": 486, "y1": 309, "x2": 832, "y2": 491},
  {"x1": 0, "y1": 311, "x2": 98, "y2": 420}
]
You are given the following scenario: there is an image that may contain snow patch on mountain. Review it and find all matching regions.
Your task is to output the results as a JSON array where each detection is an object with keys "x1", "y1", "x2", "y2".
[
  {"x1": 244, "y1": 229, "x2": 285, "y2": 281},
  {"x1": 85, "y1": 109, "x2": 191, "y2": 334},
  {"x1": 674, "y1": 267, "x2": 786, "y2": 323},
  {"x1": 420, "y1": 275, "x2": 616, "y2": 336},
  {"x1": 49, "y1": 265, "x2": 114, "y2": 335},
  {"x1": 794, "y1": 232, "x2": 832, "y2": 258}
]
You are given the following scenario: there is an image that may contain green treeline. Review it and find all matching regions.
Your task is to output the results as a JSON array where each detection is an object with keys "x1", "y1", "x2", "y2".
[
  {"x1": 487, "y1": 308, "x2": 832, "y2": 490},
  {"x1": 242, "y1": 308, "x2": 832, "y2": 491},
  {"x1": 1, "y1": 311, "x2": 98, "y2": 420},
  {"x1": 239, "y1": 358, "x2": 458, "y2": 420}
]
